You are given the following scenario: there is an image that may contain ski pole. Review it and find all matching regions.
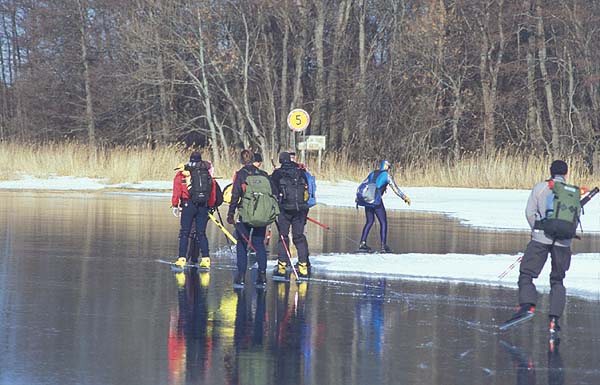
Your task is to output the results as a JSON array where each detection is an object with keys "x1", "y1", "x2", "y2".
[
  {"x1": 306, "y1": 216, "x2": 330, "y2": 230},
  {"x1": 215, "y1": 208, "x2": 234, "y2": 246},
  {"x1": 234, "y1": 222, "x2": 257, "y2": 252},
  {"x1": 498, "y1": 256, "x2": 523, "y2": 280},
  {"x1": 274, "y1": 220, "x2": 299, "y2": 280},
  {"x1": 246, "y1": 227, "x2": 254, "y2": 261},
  {"x1": 208, "y1": 212, "x2": 237, "y2": 244},
  {"x1": 306, "y1": 216, "x2": 361, "y2": 245}
]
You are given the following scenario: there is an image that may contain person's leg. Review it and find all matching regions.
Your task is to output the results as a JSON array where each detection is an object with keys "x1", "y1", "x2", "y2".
[
  {"x1": 251, "y1": 226, "x2": 267, "y2": 272},
  {"x1": 277, "y1": 211, "x2": 292, "y2": 263},
  {"x1": 235, "y1": 223, "x2": 250, "y2": 273},
  {"x1": 194, "y1": 206, "x2": 210, "y2": 257},
  {"x1": 178, "y1": 202, "x2": 195, "y2": 258},
  {"x1": 548, "y1": 245, "x2": 572, "y2": 318},
  {"x1": 518, "y1": 240, "x2": 550, "y2": 307},
  {"x1": 291, "y1": 210, "x2": 309, "y2": 264},
  {"x1": 374, "y1": 204, "x2": 388, "y2": 246},
  {"x1": 360, "y1": 207, "x2": 376, "y2": 243}
]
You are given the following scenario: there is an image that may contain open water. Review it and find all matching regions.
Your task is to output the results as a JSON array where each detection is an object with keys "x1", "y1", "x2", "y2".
[{"x1": 0, "y1": 191, "x2": 599, "y2": 385}]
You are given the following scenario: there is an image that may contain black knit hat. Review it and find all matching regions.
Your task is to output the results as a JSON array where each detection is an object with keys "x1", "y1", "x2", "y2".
[
  {"x1": 254, "y1": 153, "x2": 263, "y2": 163},
  {"x1": 550, "y1": 160, "x2": 568, "y2": 176},
  {"x1": 279, "y1": 152, "x2": 291, "y2": 164},
  {"x1": 189, "y1": 151, "x2": 202, "y2": 162}
]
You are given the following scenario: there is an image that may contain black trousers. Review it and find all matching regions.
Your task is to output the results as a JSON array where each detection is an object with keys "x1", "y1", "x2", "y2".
[
  {"x1": 518, "y1": 240, "x2": 571, "y2": 317},
  {"x1": 277, "y1": 209, "x2": 310, "y2": 264}
]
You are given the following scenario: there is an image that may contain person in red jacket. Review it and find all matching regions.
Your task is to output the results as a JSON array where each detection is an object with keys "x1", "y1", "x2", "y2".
[{"x1": 171, "y1": 151, "x2": 214, "y2": 269}]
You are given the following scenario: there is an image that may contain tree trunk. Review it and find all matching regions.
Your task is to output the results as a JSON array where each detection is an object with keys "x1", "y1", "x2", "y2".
[
  {"x1": 312, "y1": 0, "x2": 326, "y2": 135},
  {"x1": 156, "y1": 42, "x2": 170, "y2": 144},
  {"x1": 327, "y1": 0, "x2": 351, "y2": 149},
  {"x1": 279, "y1": 21, "x2": 289, "y2": 150},
  {"x1": 357, "y1": 0, "x2": 368, "y2": 143},
  {"x1": 478, "y1": 0, "x2": 504, "y2": 155},
  {"x1": 290, "y1": 6, "x2": 308, "y2": 151},
  {"x1": 0, "y1": 33, "x2": 7, "y2": 140},
  {"x1": 525, "y1": 1, "x2": 544, "y2": 151},
  {"x1": 536, "y1": 4, "x2": 559, "y2": 153},
  {"x1": 78, "y1": 0, "x2": 96, "y2": 149},
  {"x1": 196, "y1": 10, "x2": 220, "y2": 165}
]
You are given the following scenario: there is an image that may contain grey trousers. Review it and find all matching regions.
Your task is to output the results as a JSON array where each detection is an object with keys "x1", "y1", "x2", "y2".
[{"x1": 518, "y1": 240, "x2": 571, "y2": 317}]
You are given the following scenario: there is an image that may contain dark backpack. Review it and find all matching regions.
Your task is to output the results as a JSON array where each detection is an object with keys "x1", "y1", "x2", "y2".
[
  {"x1": 239, "y1": 170, "x2": 280, "y2": 227},
  {"x1": 543, "y1": 181, "x2": 581, "y2": 240},
  {"x1": 356, "y1": 170, "x2": 383, "y2": 207},
  {"x1": 278, "y1": 167, "x2": 308, "y2": 211},
  {"x1": 187, "y1": 163, "x2": 212, "y2": 205}
]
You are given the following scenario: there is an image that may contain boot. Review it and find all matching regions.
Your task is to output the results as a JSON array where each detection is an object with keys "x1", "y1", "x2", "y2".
[
  {"x1": 273, "y1": 260, "x2": 287, "y2": 277},
  {"x1": 233, "y1": 272, "x2": 245, "y2": 287},
  {"x1": 381, "y1": 244, "x2": 393, "y2": 253},
  {"x1": 510, "y1": 303, "x2": 535, "y2": 320},
  {"x1": 174, "y1": 257, "x2": 187, "y2": 268},
  {"x1": 297, "y1": 262, "x2": 309, "y2": 278},
  {"x1": 358, "y1": 241, "x2": 371, "y2": 252},
  {"x1": 199, "y1": 256, "x2": 211, "y2": 269},
  {"x1": 256, "y1": 270, "x2": 267, "y2": 286}
]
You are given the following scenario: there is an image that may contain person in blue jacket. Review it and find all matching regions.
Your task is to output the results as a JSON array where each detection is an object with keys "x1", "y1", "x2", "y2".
[{"x1": 358, "y1": 160, "x2": 410, "y2": 253}]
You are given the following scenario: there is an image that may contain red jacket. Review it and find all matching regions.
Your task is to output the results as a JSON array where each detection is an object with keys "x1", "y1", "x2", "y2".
[{"x1": 171, "y1": 171, "x2": 190, "y2": 207}]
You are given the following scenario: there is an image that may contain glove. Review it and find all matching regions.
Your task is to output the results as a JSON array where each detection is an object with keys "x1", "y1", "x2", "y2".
[
  {"x1": 403, "y1": 195, "x2": 411, "y2": 206},
  {"x1": 227, "y1": 214, "x2": 235, "y2": 224},
  {"x1": 172, "y1": 206, "x2": 180, "y2": 217}
]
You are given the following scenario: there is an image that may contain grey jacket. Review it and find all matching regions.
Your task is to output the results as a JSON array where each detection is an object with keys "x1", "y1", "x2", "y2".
[{"x1": 526, "y1": 176, "x2": 571, "y2": 247}]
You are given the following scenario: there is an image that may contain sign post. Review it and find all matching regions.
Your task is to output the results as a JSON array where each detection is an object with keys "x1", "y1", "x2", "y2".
[{"x1": 287, "y1": 109, "x2": 310, "y2": 163}]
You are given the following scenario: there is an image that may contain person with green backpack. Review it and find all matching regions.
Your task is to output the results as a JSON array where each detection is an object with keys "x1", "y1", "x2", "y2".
[
  {"x1": 227, "y1": 149, "x2": 279, "y2": 288},
  {"x1": 501, "y1": 160, "x2": 589, "y2": 333}
]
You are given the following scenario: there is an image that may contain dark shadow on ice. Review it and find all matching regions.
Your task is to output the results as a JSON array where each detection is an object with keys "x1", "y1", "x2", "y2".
[{"x1": 500, "y1": 339, "x2": 565, "y2": 385}]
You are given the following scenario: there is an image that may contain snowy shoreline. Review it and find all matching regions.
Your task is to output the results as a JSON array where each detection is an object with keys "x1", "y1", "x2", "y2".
[{"x1": 2, "y1": 175, "x2": 600, "y2": 301}]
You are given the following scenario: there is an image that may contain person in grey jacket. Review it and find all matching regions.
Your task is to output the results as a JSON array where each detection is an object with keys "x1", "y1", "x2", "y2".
[{"x1": 506, "y1": 160, "x2": 576, "y2": 333}]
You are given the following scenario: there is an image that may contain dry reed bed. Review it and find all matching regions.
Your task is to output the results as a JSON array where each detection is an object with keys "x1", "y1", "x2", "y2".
[{"x1": 0, "y1": 142, "x2": 596, "y2": 189}]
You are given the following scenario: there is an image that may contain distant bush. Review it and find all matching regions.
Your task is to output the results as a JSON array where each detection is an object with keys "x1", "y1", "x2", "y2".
[{"x1": 0, "y1": 142, "x2": 594, "y2": 189}]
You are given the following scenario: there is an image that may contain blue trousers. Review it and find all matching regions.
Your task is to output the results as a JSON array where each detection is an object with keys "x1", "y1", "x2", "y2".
[
  {"x1": 235, "y1": 223, "x2": 267, "y2": 273},
  {"x1": 178, "y1": 201, "x2": 209, "y2": 259},
  {"x1": 360, "y1": 204, "x2": 387, "y2": 246}
]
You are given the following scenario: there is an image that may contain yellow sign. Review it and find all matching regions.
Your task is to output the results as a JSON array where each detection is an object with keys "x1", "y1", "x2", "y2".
[{"x1": 287, "y1": 109, "x2": 310, "y2": 132}]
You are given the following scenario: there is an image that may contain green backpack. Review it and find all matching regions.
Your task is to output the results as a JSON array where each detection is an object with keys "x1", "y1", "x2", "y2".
[
  {"x1": 239, "y1": 173, "x2": 280, "y2": 227},
  {"x1": 543, "y1": 181, "x2": 581, "y2": 240}
]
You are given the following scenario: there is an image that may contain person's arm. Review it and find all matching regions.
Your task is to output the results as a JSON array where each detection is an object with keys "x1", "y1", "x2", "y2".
[
  {"x1": 228, "y1": 169, "x2": 245, "y2": 218},
  {"x1": 171, "y1": 173, "x2": 182, "y2": 207},
  {"x1": 387, "y1": 173, "x2": 410, "y2": 204},
  {"x1": 270, "y1": 169, "x2": 281, "y2": 198},
  {"x1": 525, "y1": 184, "x2": 542, "y2": 229}
]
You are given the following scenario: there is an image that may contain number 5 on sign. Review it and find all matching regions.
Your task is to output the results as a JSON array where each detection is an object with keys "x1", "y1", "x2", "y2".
[{"x1": 287, "y1": 109, "x2": 310, "y2": 132}]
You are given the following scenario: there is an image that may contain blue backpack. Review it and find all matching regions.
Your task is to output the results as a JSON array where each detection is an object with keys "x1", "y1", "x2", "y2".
[
  {"x1": 356, "y1": 171, "x2": 383, "y2": 207},
  {"x1": 304, "y1": 170, "x2": 317, "y2": 208}
]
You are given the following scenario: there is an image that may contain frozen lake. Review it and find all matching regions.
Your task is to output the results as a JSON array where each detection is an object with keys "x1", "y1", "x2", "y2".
[{"x1": 0, "y1": 192, "x2": 599, "y2": 385}]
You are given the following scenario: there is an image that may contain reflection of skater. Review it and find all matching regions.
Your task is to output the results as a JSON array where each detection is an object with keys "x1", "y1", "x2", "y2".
[
  {"x1": 356, "y1": 160, "x2": 410, "y2": 253},
  {"x1": 500, "y1": 339, "x2": 564, "y2": 385},
  {"x1": 168, "y1": 269, "x2": 211, "y2": 384},
  {"x1": 233, "y1": 289, "x2": 266, "y2": 349},
  {"x1": 547, "y1": 338, "x2": 564, "y2": 385},
  {"x1": 503, "y1": 160, "x2": 588, "y2": 332},
  {"x1": 273, "y1": 281, "x2": 310, "y2": 381},
  {"x1": 357, "y1": 278, "x2": 386, "y2": 356},
  {"x1": 500, "y1": 340, "x2": 536, "y2": 385}
]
